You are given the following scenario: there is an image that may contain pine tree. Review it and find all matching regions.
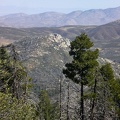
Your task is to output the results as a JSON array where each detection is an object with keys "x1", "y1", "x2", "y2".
[
  {"x1": 63, "y1": 33, "x2": 99, "y2": 120},
  {"x1": 0, "y1": 45, "x2": 13, "y2": 93},
  {"x1": 100, "y1": 63, "x2": 120, "y2": 119},
  {"x1": 89, "y1": 67, "x2": 100, "y2": 120},
  {"x1": 100, "y1": 63, "x2": 114, "y2": 119},
  {"x1": 0, "y1": 92, "x2": 36, "y2": 120},
  {"x1": 9, "y1": 45, "x2": 31, "y2": 99},
  {"x1": 0, "y1": 45, "x2": 37, "y2": 119},
  {"x1": 0, "y1": 45, "x2": 31, "y2": 99},
  {"x1": 37, "y1": 90, "x2": 59, "y2": 120},
  {"x1": 110, "y1": 78, "x2": 120, "y2": 118}
]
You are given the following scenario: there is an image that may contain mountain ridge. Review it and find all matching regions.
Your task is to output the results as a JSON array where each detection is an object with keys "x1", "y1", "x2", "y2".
[
  {"x1": 6, "y1": 33, "x2": 120, "y2": 96},
  {"x1": 0, "y1": 19, "x2": 120, "y2": 62},
  {"x1": 0, "y1": 6, "x2": 120, "y2": 28}
]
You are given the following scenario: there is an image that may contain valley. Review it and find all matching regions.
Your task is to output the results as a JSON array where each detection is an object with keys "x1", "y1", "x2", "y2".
[{"x1": 0, "y1": 19, "x2": 120, "y2": 62}]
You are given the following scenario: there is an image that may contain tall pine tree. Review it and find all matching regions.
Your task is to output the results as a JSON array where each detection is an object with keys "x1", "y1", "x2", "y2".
[
  {"x1": 0, "y1": 45, "x2": 31, "y2": 99},
  {"x1": 63, "y1": 33, "x2": 99, "y2": 120},
  {"x1": 37, "y1": 90, "x2": 59, "y2": 120}
]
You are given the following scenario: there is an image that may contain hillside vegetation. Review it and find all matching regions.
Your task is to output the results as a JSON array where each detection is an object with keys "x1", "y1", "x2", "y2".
[{"x1": 0, "y1": 34, "x2": 120, "y2": 120}]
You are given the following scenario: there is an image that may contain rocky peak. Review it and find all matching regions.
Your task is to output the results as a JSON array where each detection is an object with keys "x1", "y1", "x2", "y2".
[
  {"x1": 11, "y1": 34, "x2": 71, "y2": 95},
  {"x1": 47, "y1": 33, "x2": 70, "y2": 49}
]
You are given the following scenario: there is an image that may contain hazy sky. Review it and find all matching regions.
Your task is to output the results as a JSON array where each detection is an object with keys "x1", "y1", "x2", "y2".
[{"x1": 0, "y1": 0, "x2": 120, "y2": 15}]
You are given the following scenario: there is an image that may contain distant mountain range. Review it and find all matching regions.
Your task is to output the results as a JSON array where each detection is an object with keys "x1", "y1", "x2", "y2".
[{"x1": 0, "y1": 6, "x2": 120, "y2": 27}]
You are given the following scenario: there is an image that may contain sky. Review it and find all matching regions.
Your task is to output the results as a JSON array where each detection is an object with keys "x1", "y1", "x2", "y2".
[{"x1": 0, "y1": 0, "x2": 120, "y2": 15}]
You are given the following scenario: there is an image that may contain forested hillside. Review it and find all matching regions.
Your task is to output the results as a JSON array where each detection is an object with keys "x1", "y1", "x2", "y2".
[{"x1": 0, "y1": 34, "x2": 120, "y2": 120}]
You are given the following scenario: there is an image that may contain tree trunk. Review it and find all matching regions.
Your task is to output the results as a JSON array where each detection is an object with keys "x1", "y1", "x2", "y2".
[
  {"x1": 90, "y1": 78, "x2": 97, "y2": 120},
  {"x1": 66, "y1": 82, "x2": 70, "y2": 120},
  {"x1": 80, "y1": 82, "x2": 84, "y2": 120},
  {"x1": 103, "y1": 81, "x2": 106, "y2": 120},
  {"x1": 59, "y1": 79, "x2": 62, "y2": 120}
]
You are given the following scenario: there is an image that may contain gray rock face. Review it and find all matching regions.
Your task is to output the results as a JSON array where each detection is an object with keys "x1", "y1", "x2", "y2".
[{"x1": 13, "y1": 34, "x2": 71, "y2": 95}]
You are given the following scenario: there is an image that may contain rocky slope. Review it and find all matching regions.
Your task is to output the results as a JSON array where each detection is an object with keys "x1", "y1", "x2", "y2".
[
  {"x1": 7, "y1": 33, "x2": 119, "y2": 96},
  {"x1": 3, "y1": 33, "x2": 120, "y2": 118},
  {"x1": 0, "y1": 6, "x2": 120, "y2": 27},
  {"x1": 13, "y1": 34, "x2": 70, "y2": 95},
  {"x1": 88, "y1": 20, "x2": 120, "y2": 40}
]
